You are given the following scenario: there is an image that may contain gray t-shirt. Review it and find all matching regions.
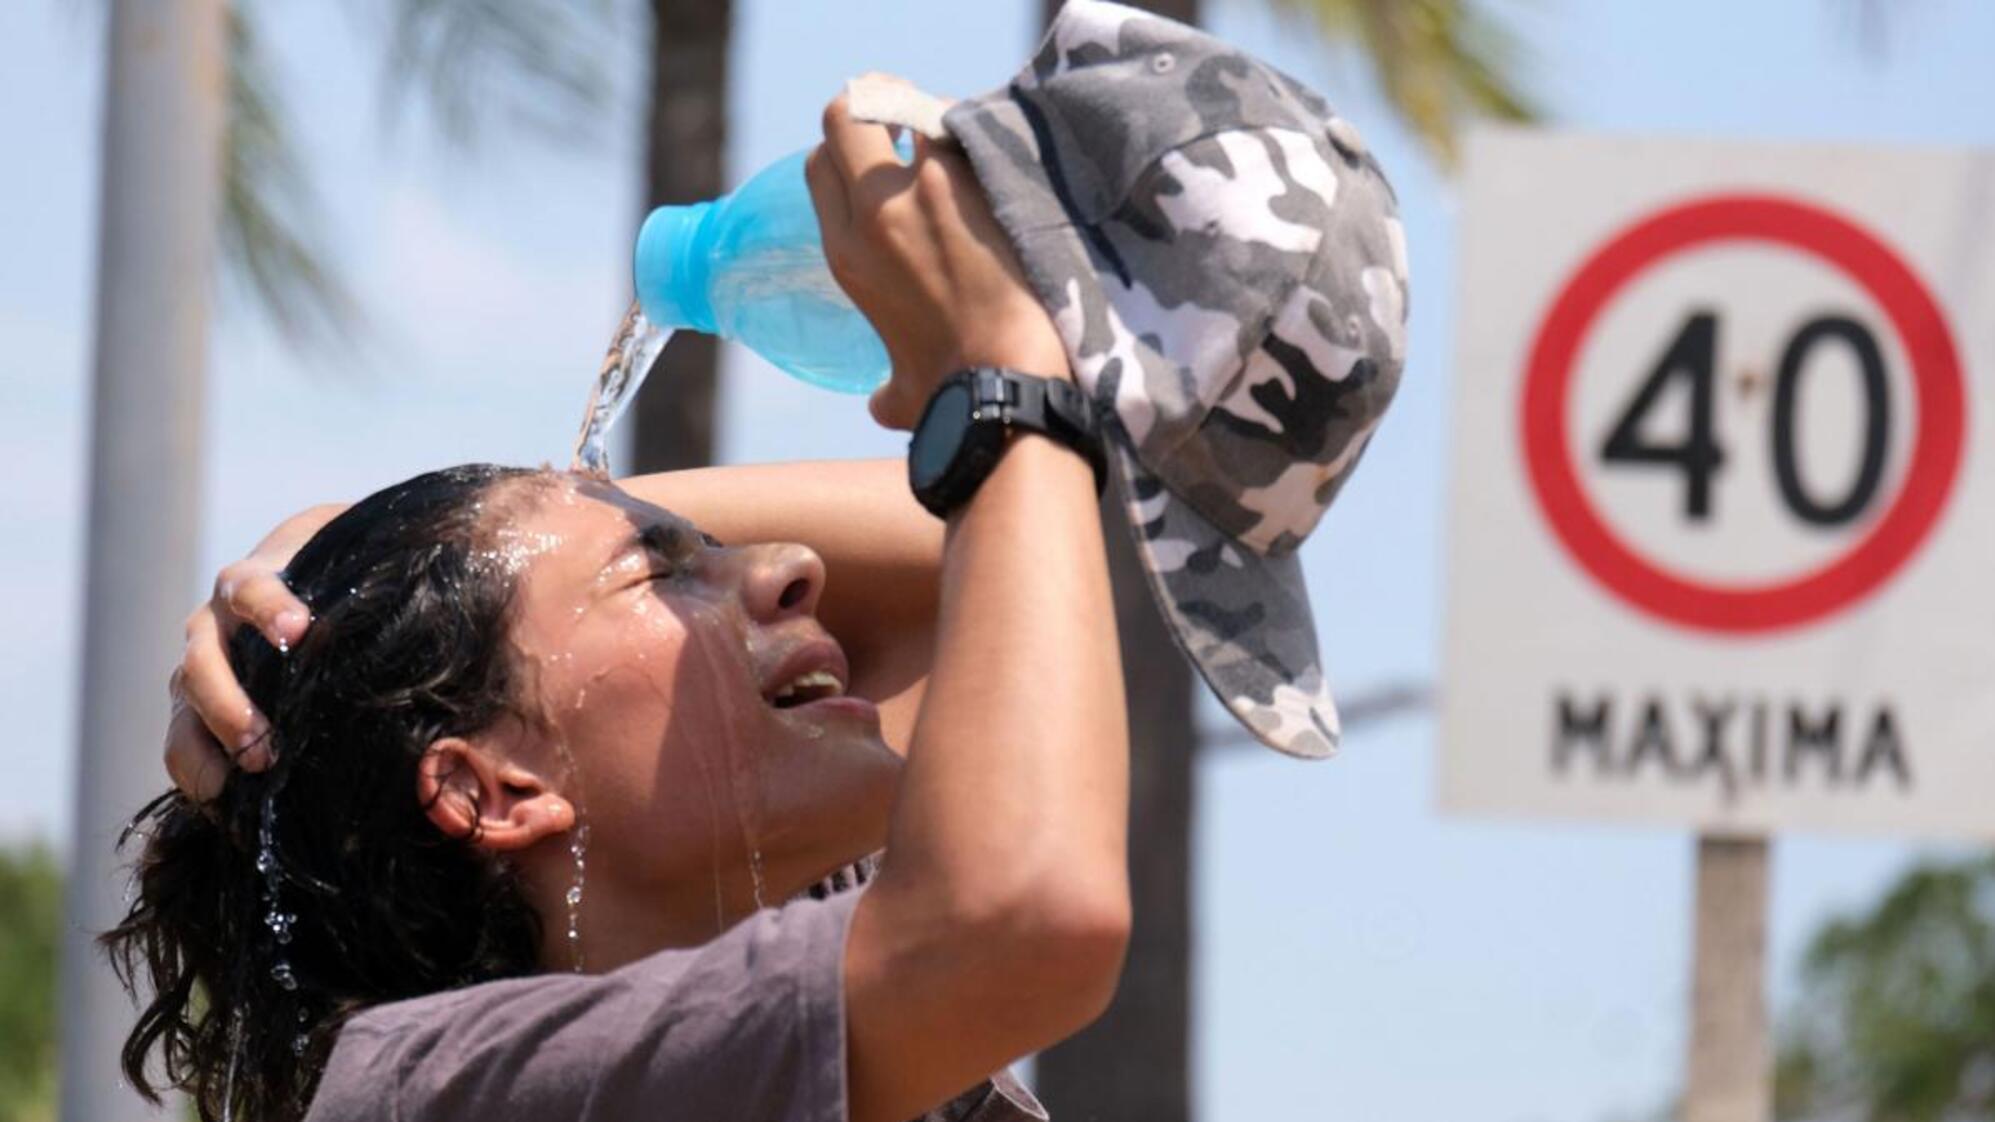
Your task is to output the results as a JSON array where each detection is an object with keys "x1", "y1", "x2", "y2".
[{"x1": 304, "y1": 889, "x2": 1046, "y2": 1122}]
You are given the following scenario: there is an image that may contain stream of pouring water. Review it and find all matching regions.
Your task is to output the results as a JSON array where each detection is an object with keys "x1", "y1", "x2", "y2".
[
  {"x1": 571, "y1": 301, "x2": 673, "y2": 476},
  {"x1": 559, "y1": 302, "x2": 667, "y2": 963}
]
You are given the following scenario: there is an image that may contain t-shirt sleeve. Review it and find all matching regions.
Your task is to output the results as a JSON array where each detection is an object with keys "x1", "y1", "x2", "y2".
[{"x1": 306, "y1": 890, "x2": 860, "y2": 1122}]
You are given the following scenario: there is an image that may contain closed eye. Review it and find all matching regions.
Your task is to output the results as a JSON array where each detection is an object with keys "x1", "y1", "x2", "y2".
[{"x1": 636, "y1": 521, "x2": 716, "y2": 582}]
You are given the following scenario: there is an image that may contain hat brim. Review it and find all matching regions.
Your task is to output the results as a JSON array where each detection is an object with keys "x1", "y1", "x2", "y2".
[{"x1": 1106, "y1": 435, "x2": 1341, "y2": 760}]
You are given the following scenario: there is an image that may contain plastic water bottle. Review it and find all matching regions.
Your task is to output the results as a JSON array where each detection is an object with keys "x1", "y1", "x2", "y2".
[{"x1": 635, "y1": 148, "x2": 892, "y2": 394}]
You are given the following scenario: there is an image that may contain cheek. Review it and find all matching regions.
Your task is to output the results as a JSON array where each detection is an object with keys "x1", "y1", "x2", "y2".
[
  {"x1": 551, "y1": 592, "x2": 774, "y2": 872},
  {"x1": 662, "y1": 591, "x2": 757, "y2": 709}
]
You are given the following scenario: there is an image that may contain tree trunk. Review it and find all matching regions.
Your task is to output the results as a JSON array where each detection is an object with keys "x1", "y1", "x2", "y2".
[
  {"x1": 632, "y1": 0, "x2": 731, "y2": 474},
  {"x1": 1033, "y1": 3, "x2": 1201, "y2": 1116},
  {"x1": 62, "y1": 2, "x2": 223, "y2": 1119}
]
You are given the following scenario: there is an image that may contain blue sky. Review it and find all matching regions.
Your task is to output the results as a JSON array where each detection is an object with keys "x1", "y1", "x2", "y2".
[{"x1": 3, "y1": 1, "x2": 1992, "y2": 1119}]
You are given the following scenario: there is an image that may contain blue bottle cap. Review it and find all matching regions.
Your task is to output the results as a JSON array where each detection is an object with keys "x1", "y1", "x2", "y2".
[{"x1": 634, "y1": 201, "x2": 718, "y2": 333}]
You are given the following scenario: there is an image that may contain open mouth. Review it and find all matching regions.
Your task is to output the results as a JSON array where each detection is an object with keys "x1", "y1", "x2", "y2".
[
  {"x1": 769, "y1": 669, "x2": 845, "y2": 709},
  {"x1": 761, "y1": 639, "x2": 852, "y2": 711}
]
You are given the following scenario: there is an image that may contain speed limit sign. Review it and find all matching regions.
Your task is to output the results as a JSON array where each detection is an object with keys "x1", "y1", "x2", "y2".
[{"x1": 1440, "y1": 129, "x2": 1992, "y2": 839}]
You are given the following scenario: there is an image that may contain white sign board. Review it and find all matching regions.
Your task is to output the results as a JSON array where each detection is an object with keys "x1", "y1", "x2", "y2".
[{"x1": 1440, "y1": 129, "x2": 1994, "y2": 839}]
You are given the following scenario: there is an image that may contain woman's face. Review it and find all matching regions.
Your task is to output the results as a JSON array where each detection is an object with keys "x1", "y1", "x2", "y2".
[{"x1": 492, "y1": 474, "x2": 901, "y2": 924}]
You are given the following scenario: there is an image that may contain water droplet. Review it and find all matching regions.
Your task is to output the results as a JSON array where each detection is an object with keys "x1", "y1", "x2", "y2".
[
  {"x1": 749, "y1": 849, "x2": 768, "y2": 911},
  {"x1": 563, "y1": 811, "x2": 590, "y2": 973},
  {"x1": 257, "y1": 784, "x2": 305, "y2": 994}
]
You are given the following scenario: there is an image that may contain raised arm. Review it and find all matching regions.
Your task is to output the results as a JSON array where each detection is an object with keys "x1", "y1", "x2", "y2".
[
  {"x1": 164, "y1": 459, "x2": 941, "y2": 798},
  {"x1": 804, "y1": 97, "x2": 1130, "y2": 1122}
]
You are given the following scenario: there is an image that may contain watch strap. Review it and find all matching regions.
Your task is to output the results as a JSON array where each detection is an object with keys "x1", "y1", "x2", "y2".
[
  {"x1": 909, "y1": 368, "x2": 1106, "y2": 518},
  {"x1": 975, "y1": 369, "x2": 1106, "y2": 490}
]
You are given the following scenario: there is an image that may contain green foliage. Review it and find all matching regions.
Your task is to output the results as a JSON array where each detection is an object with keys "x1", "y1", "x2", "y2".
[
  {"x1": 226, "y1": 0, "x2": 1539, "y2": 346},
  {"x1": 0, "y1": 845, "x2": 60, "y2": 1122},
  {"x1": 223, "y1": 6, "x2": 365, "y2": 350},
  {"x1": 376, "y1": 0, "x2": 619, "y2": 148},
  {"x1": 1778, "y1": 854, "x2": 1995, "y2": 1121},
  {"x1": 1266, "y1": 0, "x2": 1539, "y2": 167},
  {"x1": 222, "y1": 0, "x2": 619, "y2": 351}
]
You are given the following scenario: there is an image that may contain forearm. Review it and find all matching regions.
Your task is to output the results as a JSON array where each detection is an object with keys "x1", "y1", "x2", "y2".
[
  {"x1": 810, "y1": 91, "x2": 1129, "y2": 1122},
  {"x1": 884, "y1": 435, "x2": 1126, "y2": 908},
  {"x1": 846, "y1": 436, "x2": 1129, "y2": 1114}
]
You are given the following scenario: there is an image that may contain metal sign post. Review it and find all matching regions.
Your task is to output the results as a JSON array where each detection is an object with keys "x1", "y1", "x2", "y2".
[{"x1": 1684, "y1": 837, "x2": 1771, "y2": 1122}]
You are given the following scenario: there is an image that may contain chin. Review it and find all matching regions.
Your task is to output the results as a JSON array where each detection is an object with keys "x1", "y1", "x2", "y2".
[{"x1": 759, "y1": 735, "x2": 899, "y2": 875}]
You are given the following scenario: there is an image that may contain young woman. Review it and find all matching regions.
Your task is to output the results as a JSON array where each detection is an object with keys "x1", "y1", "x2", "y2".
[{"x1": 117, "y1": 96, "x2": 1129, "y2": 1122}]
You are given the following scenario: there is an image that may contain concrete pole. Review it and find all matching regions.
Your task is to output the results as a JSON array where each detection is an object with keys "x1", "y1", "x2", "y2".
[
  {"x1": 59, "y1": 2, "x2": 223, "y2": 1120},
  {"x1": 1683, "y1": 836, "x2": 1773, "y2": 1122}
]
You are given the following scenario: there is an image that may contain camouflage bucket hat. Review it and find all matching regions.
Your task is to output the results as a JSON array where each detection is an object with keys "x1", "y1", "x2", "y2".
[{"x1": 853, "y1": 0, "x2": 1407, "y2": 759}]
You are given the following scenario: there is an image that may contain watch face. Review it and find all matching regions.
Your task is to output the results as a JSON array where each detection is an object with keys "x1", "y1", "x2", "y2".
[{"x1": 910, "y1": 381, "x2": 972, "y2": 489}]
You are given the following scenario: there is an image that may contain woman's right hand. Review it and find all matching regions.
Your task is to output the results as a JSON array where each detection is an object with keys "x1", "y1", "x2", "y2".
[
  {"x1": 165, "y1": 503, "x2": 345, "y2": 801},
  {"x1": 804, "y1": 86, "x2": 1069, "y2": 432}
]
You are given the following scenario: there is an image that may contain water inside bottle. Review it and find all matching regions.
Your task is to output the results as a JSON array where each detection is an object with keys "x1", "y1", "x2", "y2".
[{"x1": 571, "y1": 301, "x2": 672, "y2": 476}]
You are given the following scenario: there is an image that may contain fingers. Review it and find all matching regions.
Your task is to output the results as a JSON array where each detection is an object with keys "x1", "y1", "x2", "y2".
[
  {"x1": 163, "y1": 701, "x2": 234, "y2": 803},
  {"x1": 215, "y1": 560, "x2": 310, "y2": 651},
  {"x1": 804, "y1": 145, "x2": 852, "y2": 250},
  {"x1": 869, "y1": 377, "x2": 920, "y2": 432},
  {"x1": 180, "y1": 607, "x2": 274, "y2": 774},
  {"x1": 162, "y1": 505, "x2": 331, "y2": 801},
  {"x1": 820, "y1": 89, "x2": 910, "y2": 206}
]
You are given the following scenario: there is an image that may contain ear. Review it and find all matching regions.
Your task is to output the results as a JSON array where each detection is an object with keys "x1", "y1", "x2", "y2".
[{"x1": 417, "y1": 736, "x2": 575, "y2": 853}]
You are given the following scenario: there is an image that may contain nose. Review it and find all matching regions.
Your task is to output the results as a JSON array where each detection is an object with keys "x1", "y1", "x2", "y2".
[{"x1": 737, "y1": 542, "x2": 825, "y2": 623}]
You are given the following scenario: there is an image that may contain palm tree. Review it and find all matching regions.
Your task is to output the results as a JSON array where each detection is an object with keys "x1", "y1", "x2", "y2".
[
  {"x1": 627, "y1": 0, "x2": 730, "y2": 474},
  {"x1": 225, "y1": 0, "x2": 724, "y2": 464},
  {"x1": 221, "y1": 0, "x2": 622, "y2": 347},
  {"x1": 1267, "y1": 0, "x2": 1537, "y2": 165}
]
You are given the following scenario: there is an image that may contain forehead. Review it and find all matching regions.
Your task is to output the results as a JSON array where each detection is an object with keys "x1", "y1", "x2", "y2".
[{"x1": 491, "y1": 474, "x2": 692, "y2": 583}]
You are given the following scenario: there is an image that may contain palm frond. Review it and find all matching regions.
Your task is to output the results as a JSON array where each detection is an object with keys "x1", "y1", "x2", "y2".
[
  {"x1": 377, "y1": 0, "x2": 621, "y2": 148},
  {"x1": 222, "y1": 6, "x2": 364, "y2": 349},
  {"x1": 1271, "y1": 0, "x2": 1540, "y2": 168}
]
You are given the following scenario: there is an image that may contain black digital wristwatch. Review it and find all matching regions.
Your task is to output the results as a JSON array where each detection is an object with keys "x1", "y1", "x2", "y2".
[{"x1": 906, "y1": 367, "x2": 1106, "y2": 519}]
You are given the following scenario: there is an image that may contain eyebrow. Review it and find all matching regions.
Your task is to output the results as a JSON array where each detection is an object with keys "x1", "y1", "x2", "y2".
[
  {"x1": 606, "y1": 522, "x2": 681, "y2": 570},
  {"x1": 604, "y1": 521, "x2": 722, "y2": 571}
]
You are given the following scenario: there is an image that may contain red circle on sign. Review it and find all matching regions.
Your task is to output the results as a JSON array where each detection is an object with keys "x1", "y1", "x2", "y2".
[{"x1": 1520, "y1": 194, "x2": 1965, "y2": 634}]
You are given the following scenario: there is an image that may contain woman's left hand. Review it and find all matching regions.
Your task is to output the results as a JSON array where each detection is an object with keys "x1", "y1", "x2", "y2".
[
  {"x1": 165, "y1": 503, "x2": 342, "y2": 801},
  {"x1": 804, "y1": 82, "x2": 1070, "y2": 431}
]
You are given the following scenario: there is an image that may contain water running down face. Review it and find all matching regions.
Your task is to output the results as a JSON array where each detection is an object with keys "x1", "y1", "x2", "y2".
[{"x1": 455, "y1": 474, "x2": 902, "y2": 953}]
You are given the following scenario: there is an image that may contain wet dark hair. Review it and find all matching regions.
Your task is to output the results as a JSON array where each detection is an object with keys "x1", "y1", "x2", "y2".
[{"x1": 101, "y1": 463, "x2": 553, "y2": 1121}]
